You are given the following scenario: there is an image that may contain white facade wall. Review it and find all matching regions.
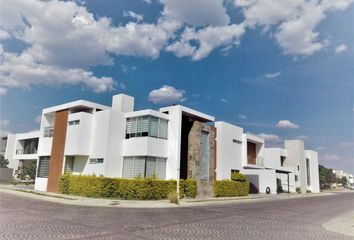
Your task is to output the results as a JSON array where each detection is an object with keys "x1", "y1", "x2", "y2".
[
  {"x1": 305, "y1": 150, "x2": 320, "y2": 193},
  {"x1": 160, "y1": 106, "x2": 182, "y2": 180},
  {"x1": 4, "y1": 134, "x2": 16, "y2": 170},
  {"x1": 241, "y1": 169, "x2": 277, "y2": 194},
  {"x1": 215, "y1": 121, "x2": 243, "y2": 179},
  {"x1": 285, "y1": 140, "x2": 307, "y2": 193},
  {"x1": 65, "y1": 112, "x2": 93, "y2": 156}
]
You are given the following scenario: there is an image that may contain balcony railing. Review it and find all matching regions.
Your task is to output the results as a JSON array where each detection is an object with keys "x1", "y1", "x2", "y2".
[{"x1": 16, "y1": 149, "x2": 37, "y2": 155}]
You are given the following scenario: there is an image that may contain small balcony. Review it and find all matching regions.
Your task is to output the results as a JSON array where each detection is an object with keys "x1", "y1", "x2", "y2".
[
  {"x1": 16, "y1": 148, "x2": 37, "y2": 155},
  {"x1": 16, "y1": 137, "x2": 39, "y2": 156}
]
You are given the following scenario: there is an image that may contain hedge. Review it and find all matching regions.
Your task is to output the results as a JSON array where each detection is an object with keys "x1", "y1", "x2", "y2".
[
  {"x1": 180, "y1": 179, "x2": 197, "y2": 198},
  {"x1": 58, "y1": 174, "x2": 197, "y2": 200},
  {"x1": 214, "y1": 173, "x2": 249, "y2": 197}
]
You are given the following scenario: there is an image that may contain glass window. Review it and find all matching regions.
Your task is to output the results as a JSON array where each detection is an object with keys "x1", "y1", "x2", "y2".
[
  {"x1": 64, "y1": 157, "x2": 74, "y2": 173},
  {"x1": 149, "y1": 117, "x2": 158, "y2": 138},
  {"x1": 43, "y1": 127, "x2": 54, "y2": 137},
  {"x1": 122, "y1": 156, "x2": 134, "y2": 178},
  {"x1": 37, "y1": 156, "x2": 50, "y2": 177},
  {"x1": 125, "y1": 116, "x2": 168, "y2": 139},
  {"x1": 134, "y1": 156, "x2": 145, "y2": 178},
  {"x1": 200, "y1": 131, "x2": 210, "y2": 181},
  {"x1": 68, "y1": 120, "x2": 80, "y2": 126},
  {"x1": 122, "y1": 156, "x2": 167, "y2": 179}
]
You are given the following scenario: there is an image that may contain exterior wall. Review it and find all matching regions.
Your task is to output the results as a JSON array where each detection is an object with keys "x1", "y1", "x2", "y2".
[
  {"x1": 34, "y1": 177, "x2": 48, "y2": 191},
  {"x1": 215, "y1": 121, "x2": 243, "y2": 179},
  {"x1": 47, "y1": 110, "x2": 69, "y2": 192},
  {"x1": 4, "y1": 134, "x2": 16, "y2": 170},
  {"x1": 65, "y1": 112, "x2": 93, "y2": 156},
  {"x1": 241, "y1": 169, "x2": 277, "y2": 194},
  {"x1": 103, "y1": 110, "x2": 126, "y2": 178},
  {"x1": 305, "y1": 150, "x2": 320, "y2": 193},
  {"x1": 123, "y1": 137, "x2": 168, "y2": 158},
  {"x1": 264, "y1": 148, "x2": 285, "y2": 169},
  {"x1": 285, "y1": 140, "x2": 307, "y2": 193},
  {"x1": 187, "y1": 121, "x2": 216, "y2": 197},
  {"x1": 162, "y1": 106, "x2": 182, "y2": 180}
]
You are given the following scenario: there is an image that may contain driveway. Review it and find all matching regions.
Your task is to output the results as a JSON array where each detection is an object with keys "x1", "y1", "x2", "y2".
[{"x1": 0, "y1": 191, "x2": 353, "y2": 240}]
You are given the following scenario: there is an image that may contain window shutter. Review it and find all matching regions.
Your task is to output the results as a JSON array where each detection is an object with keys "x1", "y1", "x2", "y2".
[
  {"x1": 122, "y1": 157, "x2": 134, "y2": 178},
  {"x1": 146, "y1": 157, "x2": 157, "y2": 177},
  {"x1": 150, "y1": 117, "x2": 158, "y2": 138},
  {"x1": 156, "y1": 158, "x2": 167, "y2": 179},
  {"x1": 200, "y1": 131, "x2": 209, "y2": 180},
  {"x1": 159, "y1": 119, "x2": 168, "y2": 139},
  {"x1": 133, "y1": 156, "x2": 145, "y2": 178}
]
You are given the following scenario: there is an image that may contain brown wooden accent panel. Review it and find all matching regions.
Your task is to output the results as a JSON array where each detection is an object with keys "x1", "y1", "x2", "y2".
[
  {"x1": 47, "y1": 109, "x2": 68, "y2": 193},
  {"x1": 247, "y1": 141, "x2": 256, "y2": 165}
]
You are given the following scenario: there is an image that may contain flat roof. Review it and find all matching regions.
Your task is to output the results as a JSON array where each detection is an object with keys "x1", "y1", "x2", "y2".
[
  {"x1": 160, "y1": 105, "x2": 215, "y2": 122},
  {"x1": 43, "y1": 100, "x2": 110, "y2": 114}
]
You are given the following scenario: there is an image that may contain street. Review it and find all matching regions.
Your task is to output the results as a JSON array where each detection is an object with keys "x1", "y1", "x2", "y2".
[{"x1": 0, "y1": 192, "x2": 353, "y2": 240}]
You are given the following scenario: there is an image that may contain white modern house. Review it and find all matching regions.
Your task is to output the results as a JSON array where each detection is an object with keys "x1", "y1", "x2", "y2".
[
  {"x1": 2, "y1": 132, "x2": 39, "y2": 175},
  {"x1": 3, "y1": 93, "x2": 320, "y2": 196},
  {"x1": 215, "y1": 122, "x2": 320, "y2": 194}
]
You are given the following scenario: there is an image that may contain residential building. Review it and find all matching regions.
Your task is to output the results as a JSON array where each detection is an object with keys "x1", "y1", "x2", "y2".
[
  {"x1": 3, "y1": 93, "x2": 320, "y2": 196},
  {"x1": 2, "y1": 132, "x2": 39, "y2": 176}
]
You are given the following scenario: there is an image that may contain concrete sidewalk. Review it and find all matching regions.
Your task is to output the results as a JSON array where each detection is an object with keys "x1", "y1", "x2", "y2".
[
  {"x1": 0, "y1": 184, "x2": 334, "y2": 208},
  {"x1": 322, "y1": 210, "x2": 354, "y2": 237}
]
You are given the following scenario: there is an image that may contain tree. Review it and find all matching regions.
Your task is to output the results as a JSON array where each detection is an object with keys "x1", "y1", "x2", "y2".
[
  {"x1": 0, "y1": 155, "x2": 9, "y2": 168},
  {"x1": 318, "y1": 165, "x2": 336, "y2": 188},
  {"x1": 337, "y1": 176, "x2": 348, "y2": 186},
  {"x1": 18, "y1": 161, "x2": 37, "y2": 180}
]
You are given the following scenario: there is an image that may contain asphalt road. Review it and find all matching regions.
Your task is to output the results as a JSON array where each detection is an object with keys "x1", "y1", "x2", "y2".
[{"x1": 0, "y1": 191, "x2": 353, "y2": 240}]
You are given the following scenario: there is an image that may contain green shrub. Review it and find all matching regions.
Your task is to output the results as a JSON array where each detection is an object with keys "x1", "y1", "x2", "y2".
[
  {"x1": 58, "y1": 174, "x2": 71, "y2": 194},
  {"x1": 215, "y1": 172, "x2": 249, "y2": 197},
  {"x1": 215, "y1": 180, "x2": 239, "y2": 197},
  {"x1": 296, "y1": 187, "x2": 301, "y2": 194},
  {"x1": 58, "y1": 174, "x2": 178, "y2": 200},
  {"x1": 179, "y1": 179, "x2": 197, "y2": 198},
  {"x1": 231, "y1": 172, "x2": 248, "y2": 182}
]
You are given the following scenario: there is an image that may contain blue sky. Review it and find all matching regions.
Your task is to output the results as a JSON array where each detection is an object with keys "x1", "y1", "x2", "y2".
[{"x1": 0, "y1": 0, "x2": 353, "y2": 173}]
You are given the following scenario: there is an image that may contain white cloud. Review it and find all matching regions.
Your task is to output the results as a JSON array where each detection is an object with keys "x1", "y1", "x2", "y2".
[
  {"x1": 142, "y1": 0, "x2": 152, "y2": 3},
  {"x1": 265, "y1": 71, "x2": 281, "y2": 78},
  {"x1": 0, "y1": 0, "x2": 352, "y2": 96},
  {"x1": 0, "y1": 47, "x2": 116, "y2": 93},
  {"x1": 220, "y1": 98, "x2": 228, "y2": 103},
  {"x1": 167, "y1": 24, "x2": 245, "y2": 60},
  {"x1": 258, "y1": 133, "x2": 282, "y2": 142},
  {"x1": 234, "y1": 0, "x2": 353, "y2": 56},
  {"x1": 276, "y1": 120, "x2": 300, "y2": 129},
  {"x1": 322, "y1": 153, "x2": 340, "y2": 161},
  {"x1": 0, "y1": 119, "x2": 10, "y2": 129},
  {"x1": 123, "y1": 11, "x2": 144, "y2": 23},
  {"x1": 161, "y1": 0, "x2": 230, "y2": 27},
  {"x1": 335, "y1": 44, "x2": 347, "y2": 54},
  {"x1": 149, "y1": 85, "x2": 185, "y2": 104},
  {"x1": 238, "y1": 114, "x2": 247, "y2": 119},
  {"x1": 315, "y1": 146, "x2": 325, "y2": 151}
]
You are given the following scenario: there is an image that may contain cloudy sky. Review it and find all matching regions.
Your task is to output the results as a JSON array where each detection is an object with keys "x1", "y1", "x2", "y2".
[{"x1": 0, "y1": 0, "x2": 353, "y2": 173}]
